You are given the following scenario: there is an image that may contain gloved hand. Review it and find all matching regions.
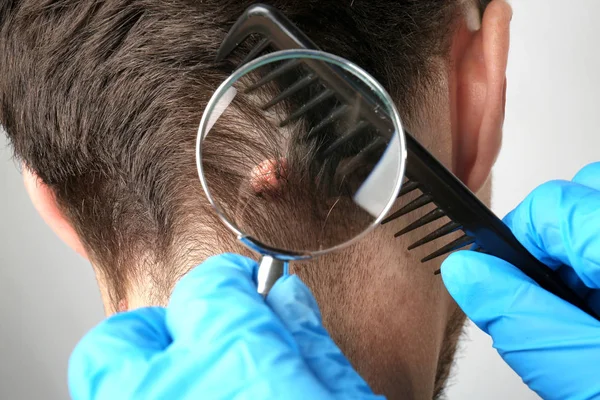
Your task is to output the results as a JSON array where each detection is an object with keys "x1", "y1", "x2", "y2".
[
  {"x1": 68, "y1": 253, "x2": 381, "y2": 400},
  {"x1": 441, "y1": 162, "x2": 600, "y2": 400}
]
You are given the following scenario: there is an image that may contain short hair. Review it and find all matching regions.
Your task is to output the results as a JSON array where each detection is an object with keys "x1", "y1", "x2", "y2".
[{"x1": 0, "y1": 0, "x2": 490, "y2": 306}]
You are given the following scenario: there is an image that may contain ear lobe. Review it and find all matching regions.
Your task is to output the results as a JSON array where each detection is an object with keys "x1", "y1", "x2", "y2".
[
  {"x1": 454, "y1": 0, "x2": 512, "y2": 192},
  {"x1": 23, "y1": 167, "x2": 89, "y2": 259}
]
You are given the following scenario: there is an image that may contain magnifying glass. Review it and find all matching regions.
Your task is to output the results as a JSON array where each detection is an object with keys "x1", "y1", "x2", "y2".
[{"x1": 196, "y1": 49, "x2": 406, "y2": 295}]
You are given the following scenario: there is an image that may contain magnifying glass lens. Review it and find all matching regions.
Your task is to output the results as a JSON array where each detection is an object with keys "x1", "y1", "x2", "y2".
[{"x1": 198, "y1": 51, "x2": 405, "y2": 257}]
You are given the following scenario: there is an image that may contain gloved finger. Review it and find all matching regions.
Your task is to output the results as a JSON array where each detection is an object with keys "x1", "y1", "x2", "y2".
[
  {"x1": 166, "y1": 253, "x2": 276, "y2": 342},
  {"x1": 565, "y1": 162, "x2": 600, "y2": 300},
  {"x1": 165, "y1": 254, "x2": 305, "y2": 381},
  {"x1": 266, "y1": 275, "x2": 380, "y2": 398},
  {"x1": 68, "y1": 307, "x2": 170, "y2": 400},
  {"x1": 572, "y1": 161, "x2": 600, "y2": 190},
  {"x1": 503, "y1": 179, "x2": 600, "y2": 288},
  {"x1": 570, "y1": 162, "x2": 600, "y2": 303},
  {"x1": 569, "y1": 162, "x2": 600, "y2": 300},
  {"x1": 442, "y1": 251, "x2": 600, "y2": 399}
]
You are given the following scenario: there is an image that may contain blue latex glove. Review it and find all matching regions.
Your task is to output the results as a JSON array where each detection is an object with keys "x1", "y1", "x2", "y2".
[
  {"x1": 442, "y1": 162, "x2": 600, "y2": 400},
  {"x1": 68, "y1": 253, "x2": 381, "y2": 400}
]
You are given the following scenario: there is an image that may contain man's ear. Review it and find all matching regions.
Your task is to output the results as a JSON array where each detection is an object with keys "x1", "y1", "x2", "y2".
[
  {"x1": 23, "y1": 167, "x2": 89, "y2": 259},
  {"x1": 452, "y1": 0, "x2": 512, "y2": 192}
]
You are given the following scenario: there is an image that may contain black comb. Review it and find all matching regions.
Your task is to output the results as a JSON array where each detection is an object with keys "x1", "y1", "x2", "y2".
[{"x1": 216, "y1": 4, "x2": 599, "y2": 320}]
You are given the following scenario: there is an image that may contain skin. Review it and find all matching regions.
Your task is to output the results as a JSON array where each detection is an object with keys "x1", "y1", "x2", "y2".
[
  {"x1": 250, "y1": 158, "x2": 289, "y2": 195},
  {"x1": 23, "y1": 0, "x2": 512, "y2": 398}
]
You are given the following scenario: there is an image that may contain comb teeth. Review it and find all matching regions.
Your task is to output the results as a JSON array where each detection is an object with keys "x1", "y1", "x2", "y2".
[
  {"x1": 394, "y1": 208, "x2": 445, "y2": 238},
  {"x1": 321, "y1": 120, "x2": 370, "y2": 157},
  {"x1": 381, "y1": 193, "x2": 434, "y2": 225},
  {"x1": 387, "y1": 187, "x2": 477, "y2": 264},
  {"x1": 421, "y1": 234, "x2": 475, "y2": 262},
  {"x1": 239, "y1": 38, "x2": 271, "y2": 67},
  {"x1": 280, "y1": 88, "x2": 335, "y2": 127},
  {"x1": 398, "y1": 180, "x2": 419, "y2": 197},
  {"x1": 336, "y1": 137, "x2": 386, "y2": 177},
  {"x1": 245, "y1": 59, "x2": 301, "y2": 93},
  {"x1": 306, "y1": 104, "x2": 350, "y2": 139},
  {"x1": 408, "y1": 221, "x2": 462, "y2": 250},
  {"x1": 262, "y1": 74, "x2": 317, "y2": 110}
]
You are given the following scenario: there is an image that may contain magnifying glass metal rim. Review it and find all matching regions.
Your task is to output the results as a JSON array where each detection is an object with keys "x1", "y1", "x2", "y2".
[{"x1": 196, "y1": 49, "x2": 407, "y2": 261}]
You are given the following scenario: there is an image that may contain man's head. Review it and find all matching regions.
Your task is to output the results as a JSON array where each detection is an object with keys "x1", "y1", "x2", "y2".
[{"x1": 0, "y1": 0, "x2": 510, "y2": 398}]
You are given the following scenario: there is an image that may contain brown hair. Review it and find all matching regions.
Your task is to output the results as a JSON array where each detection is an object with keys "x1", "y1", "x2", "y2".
[{"x1": 0, "y1": 0, "x2": 490, "y2": 307}]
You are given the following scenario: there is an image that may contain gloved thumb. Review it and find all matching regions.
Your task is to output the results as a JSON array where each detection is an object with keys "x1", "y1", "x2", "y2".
[
  {"x1": 266, "y1": 275, "x2": 382, "y2": 399},
  {"x1": 441, "y1": 250, "x2": 600, "y2": 400}
]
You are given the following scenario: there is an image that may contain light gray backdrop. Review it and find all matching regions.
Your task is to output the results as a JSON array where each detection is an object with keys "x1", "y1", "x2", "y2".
[{"x1": 1, "y1": 1, "x2": 598, "y2": 398}]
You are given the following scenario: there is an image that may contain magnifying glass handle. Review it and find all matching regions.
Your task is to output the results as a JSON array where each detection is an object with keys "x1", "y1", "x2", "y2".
[{"x1": 257, "y1": 256, "x2": 287, "y2": 296}]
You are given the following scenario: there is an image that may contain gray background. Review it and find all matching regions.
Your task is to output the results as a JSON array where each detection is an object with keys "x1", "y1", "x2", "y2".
[{"x1": 1, "y1": 1, "x2": 599, "y2": 398}]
